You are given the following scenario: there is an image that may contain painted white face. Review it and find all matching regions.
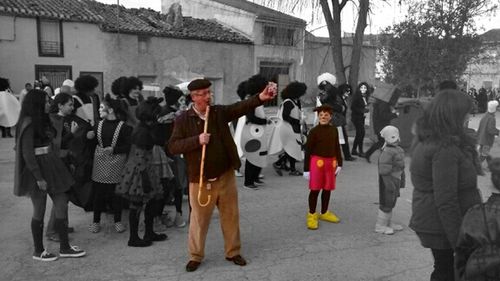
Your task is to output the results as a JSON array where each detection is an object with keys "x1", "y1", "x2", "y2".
[
  {"x1": 99, "y1": 103, "x2": 111, "y2": 119},
  {"x1": 360, "y1": 85, "x2": 368, "y2": 94}
]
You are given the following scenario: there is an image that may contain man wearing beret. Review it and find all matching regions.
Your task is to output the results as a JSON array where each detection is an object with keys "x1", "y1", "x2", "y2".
[{"x1": 169, "y1": 78, "x2": 277, "y2": 272}]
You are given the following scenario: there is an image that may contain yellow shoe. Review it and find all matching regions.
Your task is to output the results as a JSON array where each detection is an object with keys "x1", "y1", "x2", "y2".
[
  {"x1": 319, "y1": 210, "x2": 340, "y2": 223},
  {"x1": 306, "y1": 212, "x2": 319, "y2": 230}
]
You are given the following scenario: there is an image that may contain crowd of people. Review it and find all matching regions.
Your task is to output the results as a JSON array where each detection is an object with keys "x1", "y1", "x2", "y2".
[{"x1": 1, "y1": 73, "x2": 499, "y2": 279}]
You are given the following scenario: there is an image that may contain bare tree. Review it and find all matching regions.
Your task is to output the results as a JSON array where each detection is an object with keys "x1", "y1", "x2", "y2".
[{"x1": 252, "y1": 0, "x2": 371, "y2": 86}]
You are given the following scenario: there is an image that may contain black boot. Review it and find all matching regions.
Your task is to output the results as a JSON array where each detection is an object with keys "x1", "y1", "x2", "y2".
[
  {"x1": 143, "y1": 201, "x2": 167, "y2": 242},
  {"x1": 128, "y1": 209, "x2": 152, "y2": 247},
  {"x1": 31, "y1": 218, "x2": 45, "y2": 255}
]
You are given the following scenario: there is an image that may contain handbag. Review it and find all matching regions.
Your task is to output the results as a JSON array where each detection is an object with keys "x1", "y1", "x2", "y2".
[
  {"x1": 91, "y1": 121, "x2": 127, "y2": 183},
  {"x1": 465, "y1": 203, "x2": 500, "y2": 279}
]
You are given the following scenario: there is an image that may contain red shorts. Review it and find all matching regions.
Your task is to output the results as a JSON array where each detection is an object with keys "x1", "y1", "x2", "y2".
[{"x1": 309, "y1": 155, "x2": 337, "y2": 191}]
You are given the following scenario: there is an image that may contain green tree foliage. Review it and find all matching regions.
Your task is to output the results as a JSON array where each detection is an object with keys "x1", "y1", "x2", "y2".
[{"x1": 379, "y1": 0, "x2": 497, "y2": 96}]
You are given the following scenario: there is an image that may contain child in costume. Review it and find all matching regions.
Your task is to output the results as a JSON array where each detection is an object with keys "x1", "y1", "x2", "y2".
[
  {"x1": 477, "y1": 100, "x2": 499, "y2": 165},
  {"x1": 236, "y1": 75, "x2": 269, "y2": 189},
  {"x1": 89, "y1": 95, "x2": 132, "y2": 234},
  {"x1": 303, "y1": 105, "x2": 343, "y2": 230},
  {"x1": 374, "y1": 125, "x2": 405, "y2": 235},
  {"x1": 273, "y1": 81, "x2": 307, "y2": 176},
  {"x1": 117, "y1": 97, "x2": 167, "y2": 247}
]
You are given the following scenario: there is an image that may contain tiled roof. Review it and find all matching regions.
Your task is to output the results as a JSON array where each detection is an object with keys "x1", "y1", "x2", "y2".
[
  {"x1": 0, "y1": 0, "x2": 252, "y2": 44},
  {"x1": 210, "y1": 0, "x2": 306, "y2": 26},
  {"x1": 481, "y1": 29, "x2": 500, "y2": 43}
]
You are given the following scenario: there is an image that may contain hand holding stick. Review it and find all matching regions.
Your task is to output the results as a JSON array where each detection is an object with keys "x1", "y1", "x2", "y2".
[{"x1": 198, "y1": 106, "x2": 211, "y2": 207}]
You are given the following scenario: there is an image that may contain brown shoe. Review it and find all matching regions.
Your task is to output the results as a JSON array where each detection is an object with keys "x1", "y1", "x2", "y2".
[
  {"x1": 225, "y1": 255, "x2": 247, "y2": 266},
  {"x1": 186, "y1": 260, "x2": 201, "y2": 272}
]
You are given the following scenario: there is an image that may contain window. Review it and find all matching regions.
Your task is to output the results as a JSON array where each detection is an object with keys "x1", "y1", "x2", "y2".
[
  {"x1": 259, "y1": 61, "x2": 291, "y2": 106},
  {"x1": 263, "y1": 25, "x2": 295, "y2": 46},
  {"x1": 138, "y1": 36, "x2": 150, "y2": 54},
  {"x1": 35, "y1": 65, "x2": 72, "y2": 89},
  {"x1": 37, "y1": 18, "x2": 63, "y2": 57}
]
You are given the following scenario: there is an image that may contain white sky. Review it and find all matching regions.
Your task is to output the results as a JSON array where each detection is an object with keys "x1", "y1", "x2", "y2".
[{"x1": 97, "y1": 0, "x2": 499, "y2": 36}]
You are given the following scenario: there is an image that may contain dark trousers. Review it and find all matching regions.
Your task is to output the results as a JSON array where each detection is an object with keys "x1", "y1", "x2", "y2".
[
  {"x1": 352, "y1": 119, "x2": 365, "y2": 153},
  {"x1": 244, "y1": 159, "x2": 261, "y2": 186},
  {"x1": 1, "y1": 126, "x2": 12, "y2": 137},
  {"x1": 430, "y1": 248, "x2": 455, "y2": 281},
  {"x1": 340, "y1": 125, "x2": 352, "y2": 159},
  {"x1": 92, "y1": 181, "x2": 122, "y2": 223},
  {"x1": 365, "y1": 134, "x2": 385, "y2": 159}
]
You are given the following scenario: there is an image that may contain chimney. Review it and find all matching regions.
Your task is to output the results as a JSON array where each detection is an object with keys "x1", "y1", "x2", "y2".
[{"x1": 166, "y1": 3, "x2": 183, "y2": 28}]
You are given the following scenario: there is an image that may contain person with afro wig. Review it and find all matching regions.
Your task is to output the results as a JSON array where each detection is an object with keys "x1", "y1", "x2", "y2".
[{"x1": 273, "y1": 81, "x2": 307, "y2": 176}]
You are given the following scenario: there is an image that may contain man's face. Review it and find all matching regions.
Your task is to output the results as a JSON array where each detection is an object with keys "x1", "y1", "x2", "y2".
[
  {"x1": 26, "y1": 84, "x2": 33, "y2": 91},
  {"x1": 190, "y1": 88, "x2": 212, "y2": 112},
  {"x1": 318, "y1": 111, "x2": 332, "y2": 125}
]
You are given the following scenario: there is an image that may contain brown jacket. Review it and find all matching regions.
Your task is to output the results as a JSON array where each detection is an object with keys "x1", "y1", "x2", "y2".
[{"x1": 168, "y1": 95, "x2": 263, "y2": 182}]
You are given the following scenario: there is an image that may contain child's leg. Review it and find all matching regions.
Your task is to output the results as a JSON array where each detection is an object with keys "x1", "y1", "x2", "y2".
[
  {"x1": 307, "y1": 190, "x2": 320, "y2": 230},
  {"x1": 144, "y1": 199, "x2": 167, "y2": 242},
  {"x1": 320, "y1": 190, "x2": 331, "y2": 214},
  {"x1": 128, "y1": 203, "x2": 151, "y2": 247},
  {"x1": 308, "y1": 190, "x2": 320, "y2": 214}
]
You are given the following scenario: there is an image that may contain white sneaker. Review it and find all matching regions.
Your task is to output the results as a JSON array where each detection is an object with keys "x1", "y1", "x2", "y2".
[
  {"x1": 174, "y1": 212, "x2": 186, "y2": 228},
  {"x1": 375, "y1": 224, "x2": 394, "y2": 235}
]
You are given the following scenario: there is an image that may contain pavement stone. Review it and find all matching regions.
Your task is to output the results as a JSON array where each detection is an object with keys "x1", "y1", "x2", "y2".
[{"x1": 0, "y1": 113, "x2": 498, "y2": 281}]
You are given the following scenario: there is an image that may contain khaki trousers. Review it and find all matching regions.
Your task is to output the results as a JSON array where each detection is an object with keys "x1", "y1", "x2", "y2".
[{"x1": 188, "y1": 169, "x2": 241, "y2": 262}]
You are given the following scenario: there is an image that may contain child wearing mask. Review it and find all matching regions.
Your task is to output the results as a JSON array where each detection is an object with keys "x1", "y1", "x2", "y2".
[{"x1": 303, "y1": 105, "x2": 343, "y2": 230}]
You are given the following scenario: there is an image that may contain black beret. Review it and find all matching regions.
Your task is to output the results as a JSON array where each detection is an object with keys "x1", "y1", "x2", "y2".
[
  {"x1": 187, "y1": 78, "x2": 211, "y2": 91},
  {"x1": 313, "y1": 104, "x2": 333, "y2": 114}
]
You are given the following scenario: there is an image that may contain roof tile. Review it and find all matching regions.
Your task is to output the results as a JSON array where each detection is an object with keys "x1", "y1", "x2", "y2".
[{"x1": 0, "y1": 0, "x2": 252, "y2": 44}]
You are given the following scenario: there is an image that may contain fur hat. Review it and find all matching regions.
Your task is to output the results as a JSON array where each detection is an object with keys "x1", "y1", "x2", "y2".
[
  {"x1": 136, "y1": 96, "x2": 164, "y2": 122},
  {"x1": 488, "y1": 100, "x2": 498, "y2": 113},
  {"x1": 187, "y1": 78, "x2": 211, "y2": 91},
  {"x1": 236, "y1": 81, "x2": 247, "y2": 101},
  {"x1": 317, "y1": 72, "x2": 336, "y2": 86},
  {"x1": 380, "y1": 125, "x2": 400, "y2": 144},
  {"x1": 245, "y1": 74, "x2": 268, "y2": 96},
  {"x1": 162, "y1": 86, "x2": 183, "y2": 106},
  {"x1": 281, "y1": 81, "x2": 307, "y2": 99}
]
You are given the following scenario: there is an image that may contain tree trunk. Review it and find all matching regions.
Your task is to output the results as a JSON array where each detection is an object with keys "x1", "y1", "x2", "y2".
[
  {"x1": 320, "y1": 0, "x2": 346, "y2": 84},
  {"x1": 348, "y1": 0, "x2": 369, "y2": 87}
]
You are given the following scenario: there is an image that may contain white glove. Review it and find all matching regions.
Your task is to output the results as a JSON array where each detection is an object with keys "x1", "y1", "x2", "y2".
[
  {"x1": 335, "y1": 166, "x2": 342, "y2": 176},
  {"x1": 303, "y1": 172, "x2": 310, "y2": 180}
]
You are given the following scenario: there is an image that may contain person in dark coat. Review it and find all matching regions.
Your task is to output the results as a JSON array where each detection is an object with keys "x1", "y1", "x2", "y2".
[
  {"x1": 455, "y1": 157, "x2": 500, "y2": 280},
  {"x1": 168, "y1": 78, "x2": 277, "y2": 272},
  {"x1": 409, "y1": 89, "x2": 482, "y2": 281},
  {"x1": 364, "y1": 98, "x2": 399, "y2": 163},
  {"x1": 350, "y1": 82, "x2": 370, "y2": 157}
]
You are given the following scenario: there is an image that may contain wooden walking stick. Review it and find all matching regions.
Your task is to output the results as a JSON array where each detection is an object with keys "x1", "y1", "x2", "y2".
[{"x1": 198, "y1": 106, "x2": 211, "y2": 207}]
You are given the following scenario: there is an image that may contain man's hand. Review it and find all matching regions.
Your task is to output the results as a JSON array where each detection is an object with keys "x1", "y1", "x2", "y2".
[
  {"x1": 258, "y1": 82, "x2": 278, "y2": 102},
  {"x1": 199, "y1": 133, "x2": 211, "y2": 145}
]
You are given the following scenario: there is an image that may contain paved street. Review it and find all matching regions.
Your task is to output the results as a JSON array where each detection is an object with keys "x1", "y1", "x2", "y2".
[{"x1": 0, "y1": 114, "x2": 496, "y2": 281}]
